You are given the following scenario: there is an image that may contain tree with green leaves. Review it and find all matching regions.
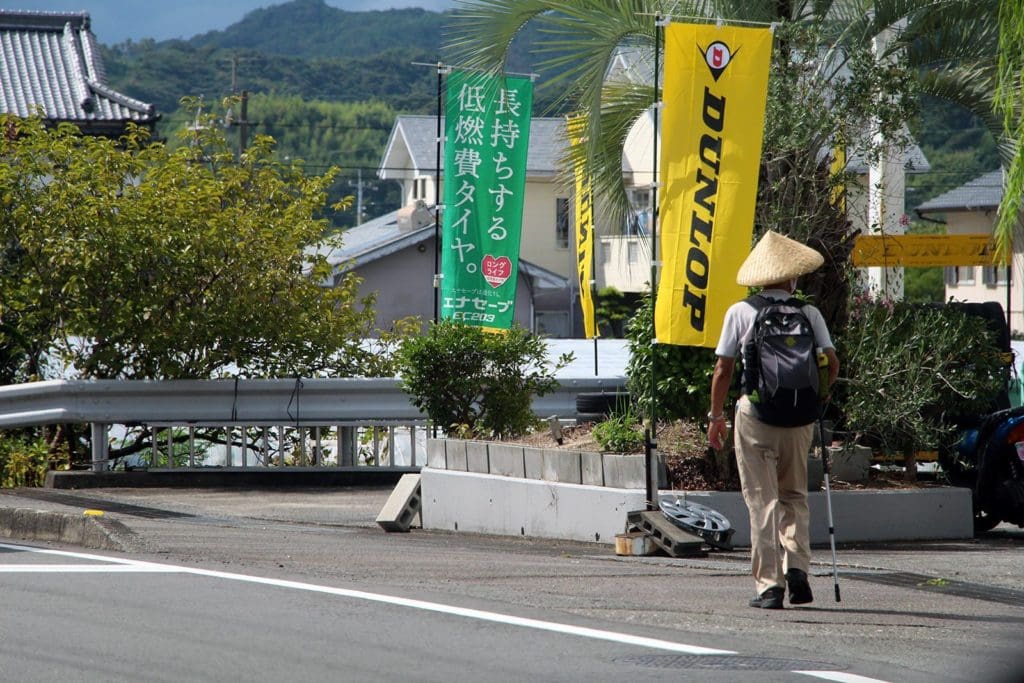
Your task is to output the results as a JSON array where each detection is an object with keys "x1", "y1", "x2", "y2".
[
  {"x1": 0, "y1": 106, "x2": 389, "y2": 382},
  {"x1": 446, "y1": 1, "x2": 994, "y2": 329},
  {"x1": 395, "y1": 320, "x2": 571, "y2": 438},
  {"x1": 995, "y1": 0, "x2": 1024, "y2": 257}
]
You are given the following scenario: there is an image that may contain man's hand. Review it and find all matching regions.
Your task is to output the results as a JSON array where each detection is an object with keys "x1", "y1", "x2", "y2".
[{"x1": 708, "y1": 418, "x2": 728, "y2": 450}]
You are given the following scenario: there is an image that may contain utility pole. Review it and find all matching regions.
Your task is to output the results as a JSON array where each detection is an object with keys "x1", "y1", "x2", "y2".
[
  {"x1": 225, "y1": 54, "x2": 255, "y2": 159},
  {"x1": 238, "y1": 90, "x2": 249, "y2": 158},
  {"x1": 356, "y1": 168, "x2": 364, "y2": 226}
]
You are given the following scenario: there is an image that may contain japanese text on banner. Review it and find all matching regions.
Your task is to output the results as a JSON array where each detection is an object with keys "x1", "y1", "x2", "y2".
[{"x1": 441, "y1": 71, "x2": 533, "y2": 331}]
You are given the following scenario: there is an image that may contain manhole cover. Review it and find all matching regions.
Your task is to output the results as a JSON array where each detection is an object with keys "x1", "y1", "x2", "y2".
[{"x1": 614, "y1": 654, "x2": 842, "y2": 671}]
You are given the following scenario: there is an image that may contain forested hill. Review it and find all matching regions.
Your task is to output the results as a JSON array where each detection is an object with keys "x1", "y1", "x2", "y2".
[
  {"x1": 102, "y1": 6, "x2": 446, "y2": 117},
  {"x1": 101, "y1": 0, "x2": 553, "y2": 118},
  {"x1": 187, "y1": 1, "x2": 446, "y2": 59}
]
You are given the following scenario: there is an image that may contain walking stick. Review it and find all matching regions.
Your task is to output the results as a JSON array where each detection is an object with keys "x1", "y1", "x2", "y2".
[{"x1": 819, "y1": 414, "x2": 841, "y2": 602}]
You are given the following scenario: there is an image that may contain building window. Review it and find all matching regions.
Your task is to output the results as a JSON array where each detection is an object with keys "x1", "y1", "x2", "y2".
[
  {"x1": 946, "y1": 266, "x2": 976, "y2": 286},
  {"x1": 982, "y1": 265, "x2": 1009, "y2": 286},
  {"x1": 556, "y1": 197, "x2": 570, "y2": 249},
  {"x1": 625, "y1": 189, "x2": 651, "y2": 236},
  {"x1": 627, "y1": 240, "x2": 639, "y2": 264}
]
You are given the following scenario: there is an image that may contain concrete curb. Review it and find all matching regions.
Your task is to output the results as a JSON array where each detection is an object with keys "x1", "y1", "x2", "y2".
[
  {"x1": 0, "y1": 507, "x2": 133, "y2": 551},
  {"x1": 420, "y1": 468, "x2": 975, "y2": 545},
  {"x1": 46, "y1": 467, "x2": 416, "y2": 489}
]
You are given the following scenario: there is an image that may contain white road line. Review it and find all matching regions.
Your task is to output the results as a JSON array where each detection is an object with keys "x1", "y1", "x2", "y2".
[
  {"x1": 0, "y1": 564, "x2": 179, "y2": 573},
  {"x1": 795, "y1": 672, "x2": 892, "y2": 683},
  {"x1": 0, "y1": 542, "x2": 735, "y2": 656}
]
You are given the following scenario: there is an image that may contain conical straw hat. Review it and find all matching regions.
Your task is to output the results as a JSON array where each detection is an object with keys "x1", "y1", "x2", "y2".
[{"x1": 735, "y1": 230, "x2": 824, "y2": 287}]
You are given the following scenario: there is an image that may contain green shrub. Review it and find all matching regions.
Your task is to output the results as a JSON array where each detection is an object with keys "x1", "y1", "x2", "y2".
[
  {"x1": 0, "y1": 434, "x2": 62, "y2": 488},
  {"x1": 592, "y1": 404, "x2": 644, "y2": 452},
  {"x1": 835, "y1": 297, "x2": 1006, "y2": 455},
  {"x1": 625, "y1": 294, "x2": 721, "y2": 422},
  {"x1": 395, "y1": 320, "x2": 571, "y2": 439}
]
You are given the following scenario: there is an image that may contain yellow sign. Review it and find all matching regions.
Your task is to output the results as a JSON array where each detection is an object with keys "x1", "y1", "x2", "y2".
[
  {"x1": 851, "y1": 234, "x2": 1008, "y2": 267},
  {"x1": 655, "y1": 23, "x2": 773, "y2": 347},
  {"x1": 567, "y1": 114, "x2": 597, "y2": 338}
]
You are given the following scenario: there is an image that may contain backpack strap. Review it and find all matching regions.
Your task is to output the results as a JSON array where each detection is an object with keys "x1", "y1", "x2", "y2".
[
  {"x1": 744, "y1": 294, "x2": 770, "y2": 311},
  {"x1": 746, "y1": 293, "x2": 806, "y2": 309}
]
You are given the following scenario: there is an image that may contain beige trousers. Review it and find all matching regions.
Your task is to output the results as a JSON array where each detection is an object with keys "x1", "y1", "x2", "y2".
[{"x1": 733, "y1": 396, "x2": 814, "y2": 595}]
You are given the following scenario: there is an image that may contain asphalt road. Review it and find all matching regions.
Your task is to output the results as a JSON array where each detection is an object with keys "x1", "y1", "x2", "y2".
[{"x1": 1, "y1": 487, "x2": 1022, "y2": 682}]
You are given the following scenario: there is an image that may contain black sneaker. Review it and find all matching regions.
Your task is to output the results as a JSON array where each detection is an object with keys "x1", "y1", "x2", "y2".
[
  {"x1": 748, "y1": 586, "x2": 784, "y2": 609},
  {"x1": 786, "y1": 568, "x2": 814, "y2": 605}
]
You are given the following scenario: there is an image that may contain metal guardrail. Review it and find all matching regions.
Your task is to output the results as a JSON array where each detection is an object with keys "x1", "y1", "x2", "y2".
[{"x1": 0, "y1": 377, "x2": 626, "y2": 472}]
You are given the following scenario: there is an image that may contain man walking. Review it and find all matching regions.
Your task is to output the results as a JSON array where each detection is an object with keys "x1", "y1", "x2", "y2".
[{"x1": 706, "y1": 231, "x2": 839, "y2": 609}]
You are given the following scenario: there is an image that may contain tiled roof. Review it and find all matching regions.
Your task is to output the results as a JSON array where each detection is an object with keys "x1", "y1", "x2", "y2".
[
  {"x1": 380, "y1": 115, "x2": 567, "y2": 178},
  {"x1": 0, "y1": 10, "x2": 157, "y2": 131},
  {"x1": 309, "y1": 208, "x2": 567, "y2": 290},
  {"x1": 916, "y1": 170, "x2": 1003, "y2": 213}
]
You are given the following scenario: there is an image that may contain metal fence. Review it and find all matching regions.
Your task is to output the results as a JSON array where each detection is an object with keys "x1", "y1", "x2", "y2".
[{"x1": 0, "y1": 377, "x2": 625, "y2": 472}]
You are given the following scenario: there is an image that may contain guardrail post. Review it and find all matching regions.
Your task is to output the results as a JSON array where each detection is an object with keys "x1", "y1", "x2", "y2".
[
  {"x1": 151, "y1": 428, "x2": 159, "y2": 468},
  {"x1": 339, "y1": 426, "x2": 355, "y2": 466},
  {"x1": 225, "y1": 426, "x2": 232, "y2": 467},
  {"x1": 90, "y1": 423, "x2": 108, "y2": 472},
  {"x1": 167, "y1": 428, "x2": 174, "y2": 468}
]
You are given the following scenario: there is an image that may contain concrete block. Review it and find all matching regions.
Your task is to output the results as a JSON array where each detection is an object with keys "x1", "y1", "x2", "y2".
[
  {"x1": 466, "y1": 441, "x2": 489, "y2": 474},
  {"x1": 488, "y1": 443, "x2": 525, "y2": 478},
  {"x1": 828, "y1": 444, "x2": 871, "y2": 482},
  {"x1": 375, "y1": 473, "x2": 422, "y2": 532},
  {"x1": 420, "y1": 468, "x2": 644, "y2": 543},
  {"x1": 446, "y1": 439, "x2": 469, "y2": 472},
  {"x1": 807, "y1": 454, "x2": 824, "y2": 491},
  {"x1": 581, "y1": 451, "x2": 604, "y2": 486},
  {"x1": 541, "y1": 449, "x2": 581, "y2": 484},
  {"x1": 426, "y1": 439, "x2": 447, "y2": 469},
  {"x1": 603, "y1": 453, "x2": 645, "y2": 489},
  {"x1": 523, "y1": 446, "x2": 544, "y2": 480}
]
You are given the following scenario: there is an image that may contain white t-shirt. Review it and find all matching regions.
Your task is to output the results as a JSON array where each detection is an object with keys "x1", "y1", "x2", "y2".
[{"x1": 714, "y1": 289, "x2": 834, "y2": 359}]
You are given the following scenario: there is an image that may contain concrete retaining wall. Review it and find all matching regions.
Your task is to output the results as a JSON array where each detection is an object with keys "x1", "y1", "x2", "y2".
[{"x1": 420, "y1": 468, "x2": 975, "y2": 546}]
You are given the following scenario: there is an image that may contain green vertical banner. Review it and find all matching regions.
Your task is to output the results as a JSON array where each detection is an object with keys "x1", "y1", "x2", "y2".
[{"x1": 441, "y1": 70, "x2": 533, "y2": 331}]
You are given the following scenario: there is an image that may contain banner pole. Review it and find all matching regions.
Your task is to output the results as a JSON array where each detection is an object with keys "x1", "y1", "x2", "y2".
[
  {"x1": 433, "y1": 62, "x2": 446, "y2": 325},
  {"x1": 592, "y1": 233, "x2": 598, "y2": 377},
  {"x1": 645, "y1": 15, "x2": 665, "y2": 511}
]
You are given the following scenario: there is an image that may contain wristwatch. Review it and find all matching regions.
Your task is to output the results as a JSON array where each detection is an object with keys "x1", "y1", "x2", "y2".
[{"x1": 707, "y1": 412, "x2": 726, "y2": 422}]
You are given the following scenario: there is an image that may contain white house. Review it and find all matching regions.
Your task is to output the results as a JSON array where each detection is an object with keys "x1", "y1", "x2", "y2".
[{"x1": 915, "y1": 170, "x2": 1022, "y2": 334}]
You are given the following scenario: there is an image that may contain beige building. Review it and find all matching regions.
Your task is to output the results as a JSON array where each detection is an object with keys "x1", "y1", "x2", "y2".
[{"x1": 916, "y1": 170, "x2": 1021, "y2": 334}]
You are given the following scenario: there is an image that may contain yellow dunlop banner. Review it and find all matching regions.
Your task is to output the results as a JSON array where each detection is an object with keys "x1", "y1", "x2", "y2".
[
  {"x1": 851, "y1": 234, "x2": 1009, "y2": 267},
  {"x1": 567, "y1": 114, "x2": 597, "y2": 338},
  {"x1": 655, "y1": 23, "x2": 773, "y2": 347}
]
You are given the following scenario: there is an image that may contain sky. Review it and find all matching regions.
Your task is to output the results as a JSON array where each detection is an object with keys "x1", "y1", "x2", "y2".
[{"x1": 4, "y1": 0, "x2": 456, "y2": 45}]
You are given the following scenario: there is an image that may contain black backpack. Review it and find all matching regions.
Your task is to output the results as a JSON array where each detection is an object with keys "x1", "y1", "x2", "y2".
[{"x1": 740, "y1": 295, "x2": 822, "y2": 427}]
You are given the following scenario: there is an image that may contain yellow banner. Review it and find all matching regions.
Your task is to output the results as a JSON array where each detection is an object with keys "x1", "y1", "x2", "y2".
[
  {"x1": 655, "y1": 23, "x2": 773, "y2": 347},
  {"x1": 851, "y1": 234, "x2": 1008, "y2": 267},
  {"x1": 830, "y1": 141, "x2": 846, "y2": 212},
  {"x1": 568, "y1": 114, "x2": 597, "y2": 338}
]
